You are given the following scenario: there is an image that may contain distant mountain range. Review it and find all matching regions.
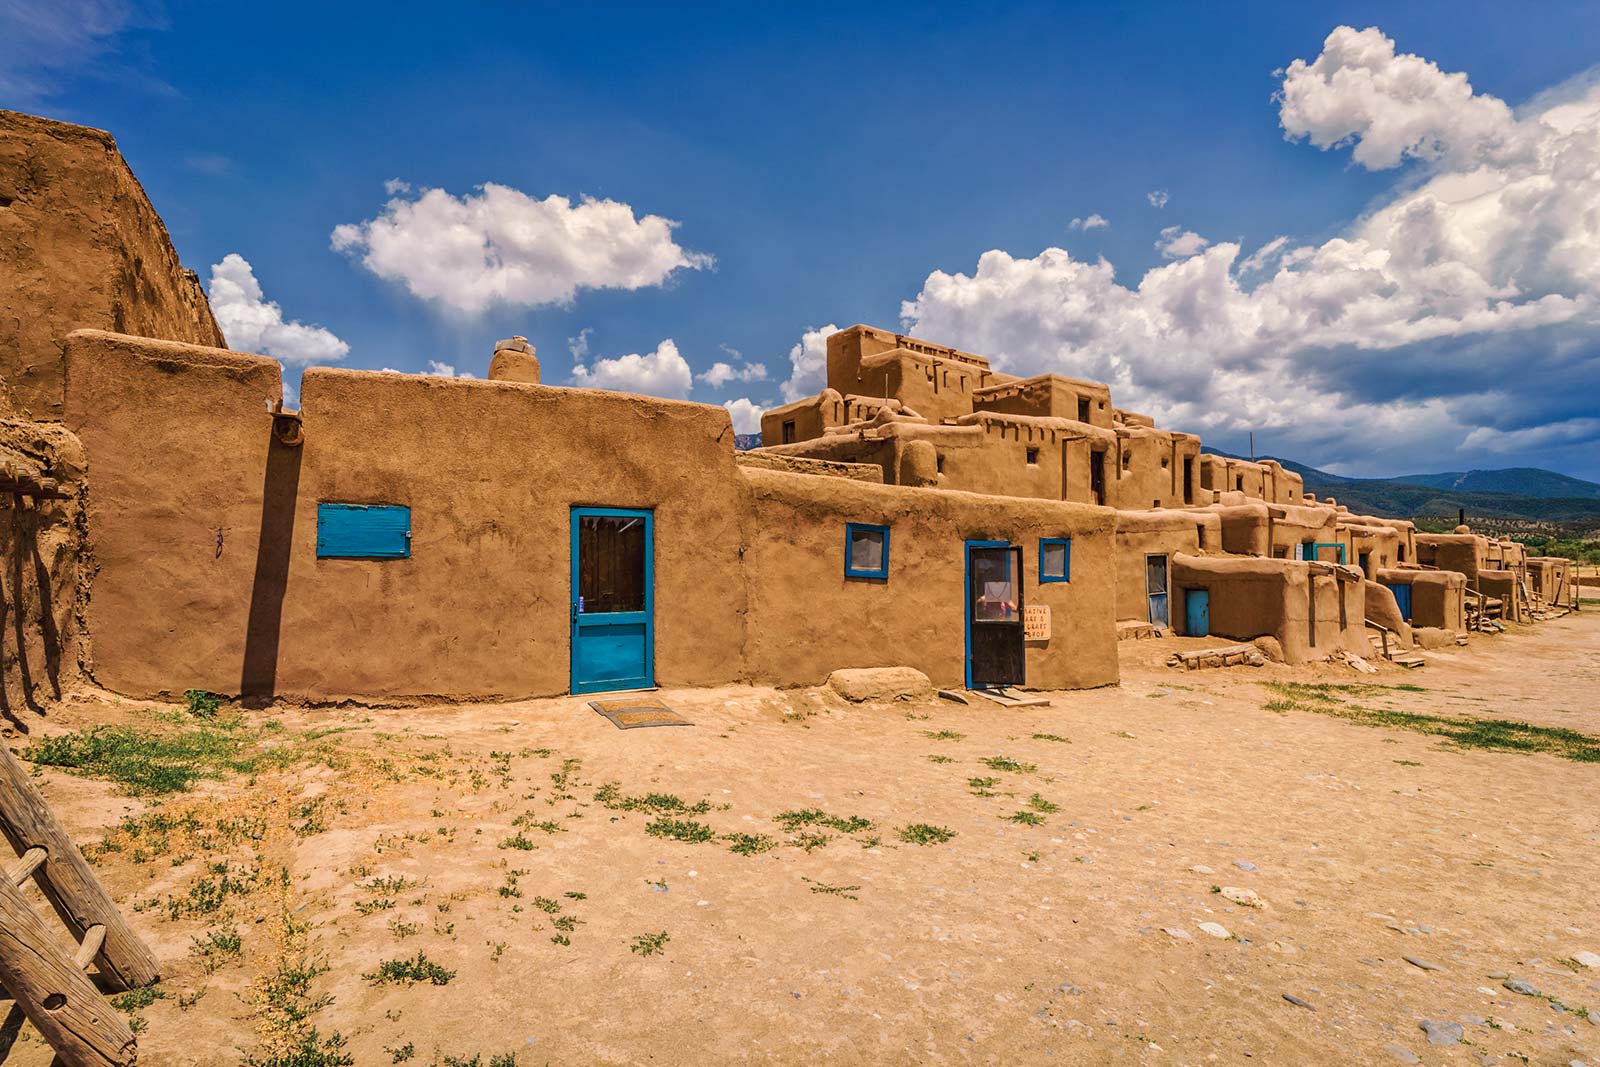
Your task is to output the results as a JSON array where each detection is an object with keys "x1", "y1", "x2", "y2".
[{"x1": 1211, "y1": 451, "x2": 1600, "y2": 528}]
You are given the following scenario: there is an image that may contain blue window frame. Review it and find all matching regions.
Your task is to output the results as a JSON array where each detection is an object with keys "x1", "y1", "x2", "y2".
[
  {"x1": 317, "y1": 503, "x2": 411, "y2": 559},
  {"x1": 1040, "y1": 537, "x2": 1071, "y2": 582},
  {"x1": 844, "y1": 523, "x2": 890, "y2": 579}
]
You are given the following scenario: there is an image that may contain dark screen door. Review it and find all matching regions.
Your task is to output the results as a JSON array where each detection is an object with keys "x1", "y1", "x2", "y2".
[
  {"x1": 966, "y1": 543, "x2": 1025, "y2": 688},
  {"x1": 570, "y1": 508, "x2": 653, "y2": 694}
]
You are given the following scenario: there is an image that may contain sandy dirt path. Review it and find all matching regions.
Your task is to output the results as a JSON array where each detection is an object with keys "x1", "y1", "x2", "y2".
[{"x1": 6, "y1": 613, "x2": 1600, "y2": 1066}]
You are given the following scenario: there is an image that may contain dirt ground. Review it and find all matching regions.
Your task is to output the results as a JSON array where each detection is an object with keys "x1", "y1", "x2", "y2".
[{"x1": 5, "y1": 614, "x2": 1600, "y2": 1067}]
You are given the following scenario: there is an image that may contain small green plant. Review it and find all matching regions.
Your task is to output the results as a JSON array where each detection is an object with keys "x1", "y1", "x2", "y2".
[
  {"x1": 630, "y1": 931, "x2": 670, "y2": 956},
  {"x1": 191, "y1": 927, "x2": 243, "y2": 973},
  {"x1": 184, "y1": 689, "x2": 223, "y2": 719},
  {"x1": 1006, "y1": 811, "x2": 1045, "y2": 826},
  {"x1": 386, "y1": 1043, "x2": 415, "y2": 1063},
  {"x1": 532, "y1": 896, "x2": 562, "y2": 914},
  {"x1": 898, "y1": 823, "x2": 956, "y2": 846},
  {"x1": 594, "y1": 784, "x2": 710, "y2": 815},
  {"x1": 724, "y1": 832, "x2": 777, "y2": 855},
  {"x1": 645, "y1": 817, "x2": 715, "y2": 843},
  {"x1": 927, "y1": 754, "x2": 954, "y2": 764},
  {"x1": 980, "y1": 756, "x2": 1036, "y2": 773},
  {"x1": 1031, "y1": 733, "x2": 1070, "y2": 743},
  {"x1": 499, "y1": 833, "x2": 537, "y2": 851},
  {"x1": 111, "y1": 984, "x2": 167, "y2": 1012},
  {"x1": 773, "y1": 809, "x2": 873, "y2": 834},
  {"x1": 1026, "y1": 794, "x2": 1059, "y2": 813},
  {"x1": 967, "y1": 776, "x2": 1000, "y2": 797},
  {"x1": 362, "y1": 951, "x2": 455, "y2": 987},
  {"x1": 354, "y1": 897, "x2": 395, "y2": 915},
  {"x1": 792, "y1": 831, "x2": 831, "y2": 852},
  {"x1": 1394, "y1": 759, "x2": 1421, "y2": 766},
  {"x1": 802, "y1": 877, "x2": 860, "y2": 899},
  {"x1": 925, "y1": 730, "x2": 965, "y2": 741}
]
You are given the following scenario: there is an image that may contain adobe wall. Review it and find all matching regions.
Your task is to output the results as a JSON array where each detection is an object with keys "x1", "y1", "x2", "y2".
[
  {"x1": 1416, "y1": 534, "x2": 1486, "y2": 583},
  {"x1": 65, "y1": 329, "x2": 1120, "y2": 701},
  {"x1": 1376, "y1": 568, "x2": 1466, "y2": 632},
  {"x1": 1170, "y1": 554, "x2": 1366, "y2": 663},
  {"x1": 0, "y1": 421, "x2": 87, "y2": 721},
  {"x1": 740, "y1": 467, "x2": 1118, "y2": 690},
  {"x1": 1, "y1": 112, "x2": 224, "y2": 420},
  {"x1": 971, "y1": 374, "x2": 1113, "y2": 428},
  {"x1": 1362, "y1": 580, "x2": 1412, "y2": 647},
  {"x1": 64, "y1": 330, "x2": 280, "y2": 698},
  {"x1": 1478, "y1": 569, "x2": 1526, "y2": 623},
  {"x1": 1112, "y1": 510, "x2": 1215, "y2": 626}
]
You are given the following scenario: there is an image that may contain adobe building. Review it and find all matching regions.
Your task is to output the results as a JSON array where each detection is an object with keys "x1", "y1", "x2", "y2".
[{"x1": 0, "y1": 109, "x2": 1580, "y2": 710}]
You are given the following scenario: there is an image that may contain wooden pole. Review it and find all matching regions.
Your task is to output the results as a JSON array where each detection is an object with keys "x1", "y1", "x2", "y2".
[
  {"x1": 0, "y1": 742, "x2": 159, "y2": 990},
  {"x1": 0, "y1": 872, "x2": 136, "y2": 1067}
]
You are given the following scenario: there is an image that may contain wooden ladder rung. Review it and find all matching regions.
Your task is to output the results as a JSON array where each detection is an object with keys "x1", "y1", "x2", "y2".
[
  {"x1": 8, "y1": 846, "x2": 46, "y2": 886},
  {"x1": 73, "y1": 924, "x2": 107, "y2": 970}
]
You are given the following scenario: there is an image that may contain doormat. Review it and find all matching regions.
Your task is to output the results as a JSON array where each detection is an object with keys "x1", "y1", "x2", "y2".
[
  {"x1": 587, "y1": 697, "x2": 693, "y2": 730},
  {"x1": 968, "y1": 687, "x2": 1051, "y2": 709}
]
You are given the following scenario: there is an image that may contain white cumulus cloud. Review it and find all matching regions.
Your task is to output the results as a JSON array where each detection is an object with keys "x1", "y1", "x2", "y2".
[
  {"x1": 1146, "y1": 189, "x2": 1170, "y2": 209},
  {"x1": 208, "y1": 254, "x2": 349, "y2": 366},
  {"x1": 570, "y1": 339, "x2": 693, "y2": 399},
  {"x1": 331, "y1": 183, "x2": 712, "y2": 315},
  {"x1": 699, "y1": 360, "x2": 768, "y2": 388},
  {"x1": 780, "y1": 324, "x2": 841, "y2": 403},
  {"x1": 1069, "y1": 214, "x2": 1110, "y2": 230},
  {"x1": 1155, "y1": 226, "x2": 1211, "y2": 259},
  {"x1": 722, "y1": 397, "x2": 765, "y2": 434},
  {"x1": 898, "y1": 26, "x2": 1600, "y2": 476}
]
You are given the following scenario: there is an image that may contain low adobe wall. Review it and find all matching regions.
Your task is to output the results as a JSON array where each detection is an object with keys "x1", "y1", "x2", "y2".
[
  {"x1": 1375, "y1": 568, "x2": 1467, "y2": 632},
  {"x1": 1170, "y1": 554, "x2": 1366, "y2": 663},
  {"x1": 1112, "y1": 510, "x2": 1215, "y2": 625}
]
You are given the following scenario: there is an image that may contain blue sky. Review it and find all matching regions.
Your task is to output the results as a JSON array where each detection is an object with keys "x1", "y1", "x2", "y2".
[{"x1": 6, "y1": 1, "x2": 1600, "y2": 480}]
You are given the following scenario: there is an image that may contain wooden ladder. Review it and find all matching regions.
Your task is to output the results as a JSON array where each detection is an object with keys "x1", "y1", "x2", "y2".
[{"x1": 0, "y1": 740, "x2": 159, "y2": 1066}]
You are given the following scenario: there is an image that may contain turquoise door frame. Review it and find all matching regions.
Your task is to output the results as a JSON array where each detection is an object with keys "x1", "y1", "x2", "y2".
[
  {"x1": 570, "y1": 507, "x2": 654, "y2": 695},
  {"x1": 1307, "y1": 542, "x2": 1346, "y2": 564}
]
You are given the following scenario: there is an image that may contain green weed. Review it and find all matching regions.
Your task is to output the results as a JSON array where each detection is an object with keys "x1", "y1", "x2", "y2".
[
  {"x1": 724, "y1": 832, "x2": 777, "y2": 855},
  {"x1": 362, "y1": 951, "x2": 455, "y2": 987},
  {"x1": 1031, "y1": 733, "x2": 1070, "y2": 743},
  {"x1": 644, "y1": 818, "x2": 716, "y2": 843},
  {"x1": 898, "y1": 823, "x2": 956, "y2": 846},
  {"x1": 980, "y1": 756, "x2": 1036, "y2": 773},
  {"x1": 773, "y1": 809, "x2": 873, "y2": 834},
  {"x1": 630, "y1": 931, "x2": 670, "y2": 956}
]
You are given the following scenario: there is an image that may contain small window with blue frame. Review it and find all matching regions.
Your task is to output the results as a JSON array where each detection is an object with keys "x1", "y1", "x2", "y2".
[
  {"x1": 844, "y1": 523, "x2": 890, "y2": 579},
  {"x1": 1040, "y1": 537, "x2": 1071, "y2": 582}
]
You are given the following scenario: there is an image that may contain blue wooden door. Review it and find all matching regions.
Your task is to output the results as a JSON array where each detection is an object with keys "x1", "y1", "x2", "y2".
[
  {"x1": 1146, "y1": 554, "x2": 1170, "y2": 628},
  {"x1": 570, "y1": 508, "x2": 653, "y2": 694},
  {"x1": 1184, "y1": 589, "x2": 1210, "y2": 637},
  {"x1": 1385, "y1": 582, "x2": 1412, "y2": 622}
]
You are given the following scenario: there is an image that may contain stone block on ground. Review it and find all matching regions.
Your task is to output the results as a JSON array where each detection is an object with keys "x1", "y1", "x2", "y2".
[{"x1": 826, "y1": 667, "x2": 934, "y2": 703}]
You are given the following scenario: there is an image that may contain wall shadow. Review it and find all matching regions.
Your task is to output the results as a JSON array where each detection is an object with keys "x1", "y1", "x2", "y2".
[{"x1": 239, "y1": 438, "x2": 302, "y2": 706}]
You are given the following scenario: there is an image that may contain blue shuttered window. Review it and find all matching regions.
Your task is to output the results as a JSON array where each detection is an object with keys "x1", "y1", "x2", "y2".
[{"x1": 316, "y1": 503, "x2": 411, "y2": 559}]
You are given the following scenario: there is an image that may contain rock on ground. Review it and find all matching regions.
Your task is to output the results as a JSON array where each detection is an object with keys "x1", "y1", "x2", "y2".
[{"x1": 826, "y1": 667, "x2": 934, "y2": 703}]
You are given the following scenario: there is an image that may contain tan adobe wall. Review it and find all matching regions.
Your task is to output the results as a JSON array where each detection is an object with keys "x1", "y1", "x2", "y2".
[
  {"x1": 1416, "y1": 533, "x2": 1487, "y2": 582},
  {"x1": 1111, "y1": 510, "x2": 1215, "y2": 626},
  {"x1": 734, "y1": 451, "x2": 884, "y2": 483},
  {"x1": 1477, "y1": 569, "x2": 1526, "y2": 623},
  {"x1": 1526, "y1": 557, "x2": 1570, "y2": 602},
  {"x1": 0, "y1": 420, "x2": 88, "y2": 716},
  {"x1": 825, "y1": 324, "x2": 992, "y2": 386},
  {"x1": 1, "y1": 112, "x2": 225, "y2": 420},
  {"x1": 971, "y1": 374, "x2": 1113, "y2": 428},
  {"x1": 1375, "y1": 568, "x2": 1466, "y2": 631},
  {"x1": 740, "y1": 468, "x2": 1117, "y2": 690},
  {"x1": 1170, "y1": 554, "x2": 1367, "y2": 663},
  {"x1": 1110, "y1": 429, "x2": 1202, "y2": 510},
  {"x1": 65, "y1": 329, "x2": 1120, "y2": 701},
  {"x1": 1341, "y1": 523, "x2": 1401, "y2": 578}
]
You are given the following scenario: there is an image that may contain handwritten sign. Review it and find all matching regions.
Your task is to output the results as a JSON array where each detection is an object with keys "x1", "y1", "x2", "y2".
[{"x1": 1024, "y1": 605, "x2": 1052, "y2": 641}]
